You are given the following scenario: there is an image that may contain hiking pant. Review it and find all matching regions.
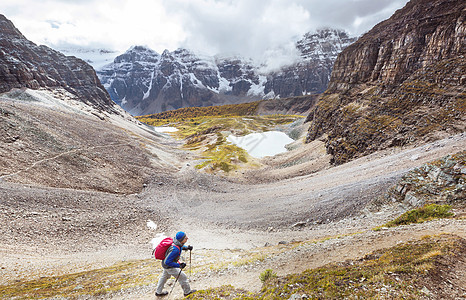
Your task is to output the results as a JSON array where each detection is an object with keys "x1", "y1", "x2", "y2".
[{"x1": 156, "y1": 267, "x2": 190, "y2": 295}]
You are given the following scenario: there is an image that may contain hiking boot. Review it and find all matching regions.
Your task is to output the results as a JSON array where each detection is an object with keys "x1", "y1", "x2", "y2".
[
  {"x1": 184, "y1": 289, "x2": 197, "y2": 297},
  {"x1": 155, "y1": 291, "x2": 168, "y2": 297}
]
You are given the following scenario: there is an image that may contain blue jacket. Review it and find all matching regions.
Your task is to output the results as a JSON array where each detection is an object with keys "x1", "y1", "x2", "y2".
[{"x1": 162, "y1": 238, "x2": 188, "y2": 269}]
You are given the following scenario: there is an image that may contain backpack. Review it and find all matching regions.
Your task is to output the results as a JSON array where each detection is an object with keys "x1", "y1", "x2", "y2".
[{"x1": 153, "y1": 237, "x2": 180, "y2": 260}]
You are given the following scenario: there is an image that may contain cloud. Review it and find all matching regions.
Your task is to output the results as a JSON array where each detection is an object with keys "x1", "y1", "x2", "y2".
[
  {"x1": 162, "y1": 0, "x2": 409, "y2": 60},
  {"x1": 1, "y1": 0, "x2": 186, "y2": 52},
  {"x1": 0, "y1": 0, "x2": 410, "y2": 59},
  {"x1": 164, "y1": 0, "x2": 311, "y2": 59}
]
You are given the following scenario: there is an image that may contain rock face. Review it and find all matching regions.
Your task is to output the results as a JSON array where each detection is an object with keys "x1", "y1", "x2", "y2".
[
  {"x1": 98, "y1": 47, "x2": 259, "y2": 115},
  {"x1": 98, "y1": 29, "x2": 356, "y2": 115},
  {"x1": 306, "y1": 0, "x2": 466, "y2": 165},
  {"x1": 387, "y1": 151, "x2": 465, "y2": 207},
  {"x1": 0, "y1": 14, "x2": 116, "y2": 113}
]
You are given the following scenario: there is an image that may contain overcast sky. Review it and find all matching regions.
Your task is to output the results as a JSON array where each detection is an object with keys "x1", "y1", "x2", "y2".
[{"x1": 1, "y1": 0, "x2": 409, "y2": 60}]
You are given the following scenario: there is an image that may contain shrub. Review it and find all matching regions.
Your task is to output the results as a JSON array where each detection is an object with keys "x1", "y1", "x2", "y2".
[{"x1": 259, "y1": 269, "x2": 277, "y2": 283}]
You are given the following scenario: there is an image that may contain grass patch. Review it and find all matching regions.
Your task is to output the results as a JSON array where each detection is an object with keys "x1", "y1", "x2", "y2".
[
  {"x1": 0, "y1": 259, "x2": 160, "y2": 299},
  {"x1": 188, "y1": 234, "x2": 464, "y2": 299},
  {"x1": 186, "y1": 285, "x2": 254, "y2": 299},
  {"x1": 194, "y1": 143, "x2": 252, "y2": 173},
  {"x1": 259, "y1": 269, "x2": 277, "y2": 283},
  {"x1": 384, "y1": 204, "x2": 454, "y2": 227},
  {"x1": 136, "y1": 102, "x2": 261, "y2": 126},
  {"x1": 374, "y1": 204, "x2": 454, "y2": 231},
  {"x1": 171, "y1": 115, "x2": 302, "y2": 140}
]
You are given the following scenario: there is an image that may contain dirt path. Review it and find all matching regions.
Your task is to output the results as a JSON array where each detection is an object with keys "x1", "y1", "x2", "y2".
[
  {"x1": 0, "y1": 142, "x2": 132, "y2": 181},
  {"x1": 127, "y1": 218, "x2": 466, "y2": 299}
]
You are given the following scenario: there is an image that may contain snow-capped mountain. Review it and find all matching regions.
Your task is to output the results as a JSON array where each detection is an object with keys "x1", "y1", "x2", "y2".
[
  {"x1": 97, "y1": 29, "x2": 357, "y2": 115},
  {"x1": 98, "y1": 47, "x2": 264, "y2": 115}
]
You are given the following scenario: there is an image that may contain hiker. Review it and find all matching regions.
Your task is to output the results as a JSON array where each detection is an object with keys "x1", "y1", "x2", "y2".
[{"x1": 155, "y1": 231, "x2": 196, "y2": 297}]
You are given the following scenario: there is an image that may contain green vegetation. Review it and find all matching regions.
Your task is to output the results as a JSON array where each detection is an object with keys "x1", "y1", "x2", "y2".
[
  {"x1": 177, "y1": 115, "x2": 301, "y2": 173},
  {"x1": 3, "y1": 234, "x2": 463, "y2": 299},
  {"x1": 137, "y1": 104, "x2": 303, "y2": 173},
  {"x1": 259, "y1": 269, "x2": 277, "y2": 283},
  {"x1": 374, "y1": 204, "x2": 454, "y2": 231},
  {"x1": 188, "y1": 234, "x2": 463, "y2": 299},
  {"x1": 137, "y1": 101, "x2": 262, "y2": 126},
  {"x1": 0, "y1": 259, "x2": 160, "y2": 299},
  {"x1": 385, "y1": 204, "x2": 454, "y2": 227},
  {"x1": 185, "y1": 285, "x2": 254, "y2": 299}
]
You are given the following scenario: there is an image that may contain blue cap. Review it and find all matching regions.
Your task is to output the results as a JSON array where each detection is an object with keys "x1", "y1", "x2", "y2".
[{"x1": 175, "y1": 231, "x2": 186, "y2": 241}]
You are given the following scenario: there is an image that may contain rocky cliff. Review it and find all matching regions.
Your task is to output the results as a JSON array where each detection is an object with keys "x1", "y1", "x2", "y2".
[
  {"x1": 306, "y1": 0, "x2": 466, "y2": 165},
  {"x1": 0, "y1": 14, "x2": 116, "y2": 113},
  {"x1": 98, "y1": 29, "x2": 356, "y2": 115}
]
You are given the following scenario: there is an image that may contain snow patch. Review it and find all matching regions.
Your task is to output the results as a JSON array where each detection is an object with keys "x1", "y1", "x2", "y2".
[
  {"x1": 218, "y1": 77, "x2": 232, "y2": 92},
  {"x1": 121, "y1": 96, "x2": 127, "y2": 106},
  {"x1": 152, "y1": 126, "x2": 178, "y2": 133},
  {"x1": 147, "y1": 220, "x2": 158, "y2": 230},
  {"x1": 247, "y1": 75, "x2": 267, "y2": 96},
  {"x1": 143, "y1": 70, "x2": 155, "y2": 100}
]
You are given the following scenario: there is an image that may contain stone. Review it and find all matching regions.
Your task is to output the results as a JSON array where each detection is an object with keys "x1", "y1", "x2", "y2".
[
  {"x1": 291, "y1": 221, "x2": 307, "y2": 228},
  {"x1": 404, "y1": 191, "x2": 424, "y2": 207},
  {"x1": 288, "y1": 293, "x2": 302, "y2": 300},
  {"x1": 427, "y1": 166, "x2": 442, "y2": 182},
  {"x1": 420, "y1": 287, "x2": 432, "y2": 296},
  {"x1": 410, "y1": 154, "x2": 420, "y2": 161}
]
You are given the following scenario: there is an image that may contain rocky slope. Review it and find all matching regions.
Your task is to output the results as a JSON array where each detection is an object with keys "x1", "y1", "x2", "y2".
[
  {"x1": 0, "y1": 89, "x2": 183, "y2": 194},
  {"x1": 98, "y1": 29, "x2": 356, "y2": 115},
  {"x1": 385, "y1": 151, "x2": 465, "y2": 208},
  {"x1": 0, "y1": 14, "x2": 185, "y2": 194},
  {"x1": 0, "y1": 14, "x2": 117, "y2": 114},
  {"x1": 306, "y1": 0, "x2": 466, "y2": 165}
]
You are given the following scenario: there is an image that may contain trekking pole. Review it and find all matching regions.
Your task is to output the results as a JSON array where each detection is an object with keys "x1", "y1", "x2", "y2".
[
  {"x1": 189, "y1": 250, "x2": 192, "y2": 277},
  {"x1": 169, "y1": 268, "x2": 183, "y2": 295}
]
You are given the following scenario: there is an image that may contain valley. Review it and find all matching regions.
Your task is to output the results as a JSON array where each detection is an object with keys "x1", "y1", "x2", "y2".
[
  {"x1": 0, "y1": 89, "x2": 465, "y2": 299},
  {"x1": 1, "y1": 0, "x2": 465, "y2": 298}
]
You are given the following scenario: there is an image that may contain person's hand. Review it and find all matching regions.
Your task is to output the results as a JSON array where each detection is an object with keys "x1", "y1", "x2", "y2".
[
  {"x1": 186, "y1": 245, "x2": 193, "y2": 251},
  {"x1": 180, "y1": 262, "x2": 187, "y2": 269}
]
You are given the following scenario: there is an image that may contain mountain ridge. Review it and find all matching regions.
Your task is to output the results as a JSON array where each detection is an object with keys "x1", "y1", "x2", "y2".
[
  {"x1": 305, "y1": 0, "x2": 466, "y2": 165},
  {"x1": 97, "y1": 28, "x2": 356, "y2": 115},
  {"x1": 0, "y1": 14, "x2": 118, "y2": 114}
]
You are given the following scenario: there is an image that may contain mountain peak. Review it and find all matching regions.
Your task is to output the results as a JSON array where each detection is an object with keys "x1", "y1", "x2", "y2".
[
  {"x1": 0, "y1": 14, "x2": 116, "y2": 113},
  {"x1": 112, "y1": 45, "x2": 160, "y2": 65},
  {"x1": 296, "y1": 28, "x2": 357, "y2": 60},
  {"x1": 97, "y1": 28, "x2": 356, "y2": 115},
  {"x1": 0, "y1": 14, "x2": 26, "y2": 39}
]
